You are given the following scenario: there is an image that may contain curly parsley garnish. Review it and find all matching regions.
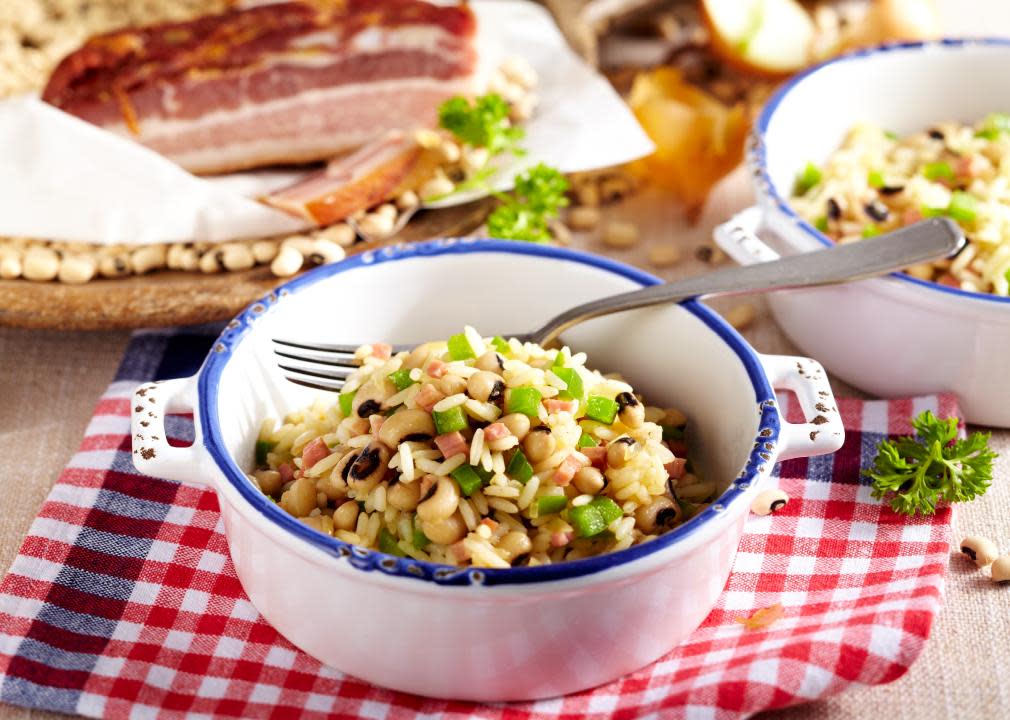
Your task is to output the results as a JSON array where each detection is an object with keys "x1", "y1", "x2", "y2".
[
  {"x1": 438, "y1": 93, "x2": 525, "y2": 157},
  {"x1": 864, "y1": 410, "x2": 997, "y2": 516},
  {"x1": 486, "y1": 164, "x2": 569, "y2": 243}
]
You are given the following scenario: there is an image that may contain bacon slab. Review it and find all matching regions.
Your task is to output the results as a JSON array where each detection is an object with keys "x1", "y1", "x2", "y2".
[{"x1": 42, "y1": 0, "x2": 478, "y2": 174}]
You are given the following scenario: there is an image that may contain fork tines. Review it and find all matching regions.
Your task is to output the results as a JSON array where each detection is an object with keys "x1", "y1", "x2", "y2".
[{"x1": 272, "y1": 338, "x2": 411, "y2": 393}]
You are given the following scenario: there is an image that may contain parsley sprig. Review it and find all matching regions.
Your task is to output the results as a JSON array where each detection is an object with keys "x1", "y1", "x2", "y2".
[
  {"x1": 437, "y1": 93, "x2": 567, "y2": 242},
  {"x1": 864, "y1": 410, "x2": 997, "y2": 516}
]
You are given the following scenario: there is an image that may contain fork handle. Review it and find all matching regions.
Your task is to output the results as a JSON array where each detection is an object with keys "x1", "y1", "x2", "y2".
[{"x1": 529, "y1": 217, "x2": 964, "y2": 346}]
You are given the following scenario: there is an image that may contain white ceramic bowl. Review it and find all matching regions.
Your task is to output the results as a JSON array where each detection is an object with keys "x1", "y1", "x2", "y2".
[
  {"x1": 714, "y1": 39, "x2": 1010, "y2": 427},
  {"x1": 130, "y1": 239, "x2": 843, "y2": 701}
]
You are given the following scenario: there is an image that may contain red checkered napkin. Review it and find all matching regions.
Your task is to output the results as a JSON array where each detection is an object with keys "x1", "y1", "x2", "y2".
[{"x1": 0, "y1": 333, "x2": 954, "y2": 719}]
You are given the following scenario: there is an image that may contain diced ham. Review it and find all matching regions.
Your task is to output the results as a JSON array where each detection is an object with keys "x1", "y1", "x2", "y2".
[
  {"x1": 449, "y1": 540, "x2": 471, "y2": 562},
  {"x1": 583, "y1": 446, "x2": 607, "y2": 469},
  {"x1": 902, "y1": 208, "x2": 924, "y2": 225},
  {"x1": 278, "y1": 463, "x2": 294, "y2": 483},
  {"x1": 301, "y1": 437, "x2": 331, "y2": 470},
  {"x1": 544, "y1": 399, "x2": 578, "y2": 414},
  {"x1": 482, "y1": 422, "x2": 511, "y2": 442},
  {"x1": 666, "y1": 440, "x2": 689, "y2": 458},
  {"x1": 42, "y1": 0, "x2": 479, "y2": 175},
  {"x1": 552, "y1": 453, "x2": 585, "y2": 487},
  {"x1": 957, "y1": 155, "x2": 983, "y2": 179},
  {"x1": 371, "y1": 343, "x2": 393, "y2": 361},
  {"x1": 480, "y1": 517, "x2": 499, "y2": 531},
  {"x1": 435, "y1": 431, "x2": 469, "y2": 459},
  {"x1": 937, "y1": 273, "x2": 961, "y2": 288},
  {"x1": 665, "y1": 457, "x2": 688, "y2": 481},
  {"x1": 369, "y1": 415, "x2": 385, "y2": 436},
  {"x1": 425, "y1": 359, "x2": 448, "y2": 379},
  {"x1": 550, "y1": 531, "x2": 573, "y2": 548},
  {"x1": 415, "y1": 383, "x2": 445, "y2": 412}
]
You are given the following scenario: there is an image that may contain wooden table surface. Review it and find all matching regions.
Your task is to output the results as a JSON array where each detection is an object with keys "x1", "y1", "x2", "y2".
[{"x1": 2, "y1": 170, "x2": 1009, "y2": 719}]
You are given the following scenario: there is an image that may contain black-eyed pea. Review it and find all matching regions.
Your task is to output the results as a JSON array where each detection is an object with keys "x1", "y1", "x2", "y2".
[
  {"x1": 615, "y1": 391, "x2": 644, "y2": 428},
  {"x1": 576, "y1": 182, "x2": 600, "y2": 207},
  {"x1": 416, "y1": 476, "x2": 460, "y2": 522},
  {"x1": 131, "y1": 244, "x2": 167, "y2": 274},
  {"x1": 315, "y1": 223, "x2": 356, "y2": 248},
  {"x1": 305, "y1": 239, "x2": 344, "y2": 266},
  {"x1": 280, "y1": 477, "x2": 317, "y2": 517},
  {"x1": 403, "y1": 341, "x2": 444, "y2": 370},
  {"x1": 567, "y1": 206, "x2": 600, "y2": 231},
  {"x1": 648, "y1": 242, "x2": 682, "y2": 268},
  {"x1": 166, "y1": 243, "x2": 187, "y2": 269},
  {"x1": 57, "y1": 253, "x2": 95, "y2": 284},
  {"x1": 221, "y1": 243, "x2": 255, "y2": 271},
  {"x1": 22, "y1": 246, "x2": 60, "y2": 281},
  {"x1": 357, "y1": 210, "x2": 396, "y2": 238},
  {"x1": 751, "y1": 488, "x2": 789, "y2": 516},
  {"x1": 501, "y1": 413, "x2": 531, "y2": 441},
  {"x1": 635, "y1": 496, "x2": 681, "y2": 533},
  {"x1": 251, "y1": 239, "x2": 279, "y2": 264},
  {"x1": 467, "y1": 371, "x2": 505, "y2": 403},
  {"x1": 437, "y1": 139, "x2": 461, "y2": 164},
  {"x1": 421, "y1": 512, "x2": 467, "y2": 545},
  {"x1": 0, "y1": 252, "x2": 21, "y2": 279},
  {"x1": 602, "y1": 221, "x2": 640, "y2": 249},
  {"x1": 254, "y1": 469, "x2": 283, "y2": 496},
  {"x1": 333, "y1": 499, "x2": 360, "y2": 531},
  {"x1": 281, "y1": 235, "x2": 315, "y2": 254},
  {"x1": 498, "y1": 530, "x2": 532, "y2": 560},
  {"x1": 439, "y1": 374, "x2": 468, "y2": 396},
  {"x1": 475, "y1": 350, "x2": 504, "y2": 373},
  {"x1": 271, "y1": 245, "x2": 304, "y2": 277},
  {"x1": 378, "y1": 408, "x2": 436, "y2": 447},
  {"x1": 523, "y1": 427, "x2": 556, "y2": 463},
  {"x1": 991, "y1": 555, "x2": 1010, "y2": 584},
  {"x1": 98, "y1": 252, "x2": 131, "y2": 278},
  {"x1": 347, "y1": 443, "x2": 391, "y2": 494},
  {"x1": 960, "y1": 535, "x2": 999, "y2": 568},
  {"x1": 606, "y1": 436, "x2": 637, "y2": 468},
  {"x1": 387, "y1": 480, "x2": 421, "y2": 511},
  {"x1": 419, "y1": 171, "x2": 455, "y2": 200},
  {"x1": 353, "y1": 377, "x2": 395, "y2": 417},
  {"x1": 461, "y1": 145, "x2": 490, "y2": 175},
  {"x1": 573, "y1": 466, "x2": 605, "y2": 495},
  {"x1": 198, "y1": 249, "x2": 221, "y2": 274},
  {"x1": 395, "y1": 191, "x2": 420, "y2": 212}
]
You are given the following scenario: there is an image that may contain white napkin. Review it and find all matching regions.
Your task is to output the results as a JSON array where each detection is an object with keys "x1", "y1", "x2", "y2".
[{"x1": 0, "y1": 0, "x2": 653, "y2": 245}]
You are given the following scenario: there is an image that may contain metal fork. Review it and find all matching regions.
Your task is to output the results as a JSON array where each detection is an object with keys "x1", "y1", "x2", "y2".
[{"x1": 274, "y1": 218, "x2": 964, "y2": 392}]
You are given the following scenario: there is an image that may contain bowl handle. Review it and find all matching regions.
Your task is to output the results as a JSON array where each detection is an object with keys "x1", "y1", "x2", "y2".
[
  {"x1": 713, "y1": 206, "x2": 781, "y2": 265},
  {"x1": 130, "y1": 375, "x2": 214, "y2": 487},
  {"x1": 758, "y1": 354, "x2": 845, "y2": 461}
]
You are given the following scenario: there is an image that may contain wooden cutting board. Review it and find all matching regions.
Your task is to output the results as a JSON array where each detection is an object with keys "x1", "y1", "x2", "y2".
[{"x1": 0, "y1": 200, "x2": 494, "y2": 331}]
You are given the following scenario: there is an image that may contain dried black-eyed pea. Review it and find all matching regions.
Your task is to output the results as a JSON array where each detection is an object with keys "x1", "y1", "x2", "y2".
[
  {"x1": 606, "y1": 436, "x2": 637, "y2": 468},
  {"x1": 22, "y1": 246, "x2": 60, "y2": 281},
  {"x1": 251, "y1": 239, "x2": 279, "y2": 264},
  {"x1": 315, "y1": 223, "x2": 356, "y2": 248},
  {"x1": 991, "y1": 555, "x2": 1010, "y2": 584},
  {"x1": 271, "y1": 245, "x2": 303, "y2": 277},
  {"x1": 132, "y1": 244, "x2": 167, "y2": 274},
  {"x1": 358, "y1": 210, "x2": 396, "y2": 238},
  {"x1": 960, "y1": 535, "x2": 999, "y2": 568},
  {"x1": 616, "y1": 391, "x2": 644, "y2": 428},
  {"x1": 602, "y1": 221, "x2": 640, "y2": 249},
  {"x1": 58, "y1": 253, "x2": 96, "y2": 284},
  {"x1": 751, "y1": 488, "x2": 789, "y2": 516},
  {"x1": 221, "y1": 243, "x2": 255, "y2": 271},
  {"x1": 198, "y1": 249, "x2": 221, "y2": 274},
  {"x1": 99, "y1": 253, "x2": 131, "y2": 278},
  {"x1": 0, "y1": 253, "x2": 22, "y2": 279},
  {"x1": 567, "y1": 206, "x2": 600, "y2": 231}
]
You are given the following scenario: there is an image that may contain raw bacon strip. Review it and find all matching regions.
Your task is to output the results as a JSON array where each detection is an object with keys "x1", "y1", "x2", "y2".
[
  {"x1": 262, "y1": 131, "x2": 440, "y2": 225},
  {"x1": 42, "y1": 0, "x2": 478, "y2": 175}
]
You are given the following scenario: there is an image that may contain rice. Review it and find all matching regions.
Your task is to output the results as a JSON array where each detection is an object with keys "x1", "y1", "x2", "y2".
[
  {"x1": 253, "y1": 329, "x2": 708, "y2": 568},
  {"x1": 791, "y1": 116, "x2": 1010, "y2": 295}
]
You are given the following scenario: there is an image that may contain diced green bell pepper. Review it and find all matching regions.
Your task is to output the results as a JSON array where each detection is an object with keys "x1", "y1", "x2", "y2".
[
  {"x1": 379, "y1": 529, "x2": 405, "y2": 557},
  {"x1": 868, "y1": 169, "x2": 885, "y2": 189},
  {"x1": 255, "y1": 440, "x2": 273, "y2": 465},
  {"x1": 577, "y1": 431, "x2": 598, "y2": 449},
  {"x1": 506, "y1": 386, "x2": 542, "y2": 417},
  {"x1": 432, "y1": 405, "x2": 468, "y2": 435},
  {"x1": 569, "y1": 497, "x2": 623, "y2": 538},
  {"x1": 537, "y1": 494, "x2": 567, "y2": 515},
  {"x1": 451, "y1": 464, "x2": 487, "y2": 496},
  {"x1": 947, "y1": 191, "x2": 978, "y2": 223},
  {"x1": 491, "y1": 335, "x2": 510, "y2": 354},
  {"x1": 553, "y1": 367, "x2": 585, "y2": 403},
  {"x1": 447, "y1": 332, "x2": 477, "y2": 360},
  {"x1": 505, "y1": 448, "x2": 534, "y2": 484},
  {"x1": 585, "y1": 395, "x2": 618, "y2": 424},
  {"x1": 814, "y1": 216, "x2": 829, "y2": 233},
  {"x1": 861, "y1": 224, "x2": 881, "y2": 239},
  {"x1": 793, "y1": 162, "x2": 822, "y2": 196},
  {"x1": 923, "y1": 161, "x2": 954, "y2": 182},
  {"x1": 339, "y1": 389, "x2": 357, "y2": 417},
  {"x1": 412, "y1": 524, "x2": 430, "y2": 550},
  {"x1": 661, "y1": 424, "x2": 685, "y2": 442},
  {"x1": 387, "y1": 369, "x2": 415, "y2": 392}
]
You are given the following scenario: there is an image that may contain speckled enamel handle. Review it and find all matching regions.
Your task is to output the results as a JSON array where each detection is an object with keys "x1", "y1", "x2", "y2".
[
  {"x1": 713, "y1": 206, "x2": 782, "y2": 265},
  {"x1": 130, "y1": 375, "x2": 213, "y2": 486},
  {"x1": 759, "y1": 354, "x2": 845, "y2": 462}
]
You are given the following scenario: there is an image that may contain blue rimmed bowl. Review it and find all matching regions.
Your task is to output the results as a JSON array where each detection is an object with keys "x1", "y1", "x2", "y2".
[
  {"x1": 130, "y1": 238, "x2": 843, "y2": 701},
  {"x1": 716, "y1": 38, "x2": 1010, "y2": 427}
]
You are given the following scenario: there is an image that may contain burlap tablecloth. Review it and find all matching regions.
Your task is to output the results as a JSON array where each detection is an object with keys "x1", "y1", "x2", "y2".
[{"x1": 2, "y1": 177, "x2": 1009, "y2": 719}]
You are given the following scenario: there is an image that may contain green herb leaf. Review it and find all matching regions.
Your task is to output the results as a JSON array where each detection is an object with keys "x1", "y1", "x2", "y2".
[
  {"x1": 438, "y1": 93, "x2": 525, "y2": 156},
  {"x1": 486, "y1": 164, "x2": 570, "y2": 243},
  {"x1": 863, "y1": 410, "x2": 997, "y2": 516}
]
